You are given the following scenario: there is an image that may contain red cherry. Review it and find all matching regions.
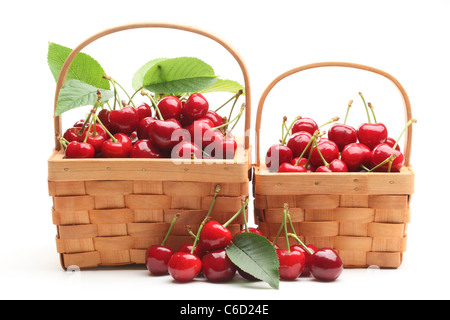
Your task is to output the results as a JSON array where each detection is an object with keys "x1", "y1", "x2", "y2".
[
  {"x1": 202, "y1": 249, "x2": 237, "y2": 283},
  {"x1": 276, "y1": 249, "x2": 306, "y2": 281},
  {"x1": 235, "y1": 227, "x2": 264, "y2": 239},
  {"x1": 204, "y1": 110, "x2": 226, "y2": 128},
  {"x1": 370, "y1": 143, "x2": 404, "y2": 172},
  {"x1": 278, "y1": 162, "x2": 307, "y2": 173},
  {"x1": 97, "y1": 109, "x2": 113, "y2": 132},
  {"x1": 182, "y1": 93, "x2": 209, "y2": 121},
  {"x1": 145, "y1": 245, "x2": 173, "y2": 276},
  {"x1": 328, "y1": 123, "x2": 357, "y2": 152},
  {"x1": 199, "y1": 220, "x2": 232, "y2": 252},
  {"x1": 187, "y1": 120, "x2": 216, "y2": 148},
  {"x1": 291, "y1": 244, "x2": 318, "y2": 277},
  {"x1": 101, "y1": 133, "x2": 132, "y2": 158},
  {"x1": 385, "y1": 137, "x2": 401, "y2": 151},
  {"x1": 157, "y1": 95, "x2": 182, "y2": 121},
  {"x1": 341, "y1": 142, "x2": 372, "y2": 172},
  {"x1": 286, "y1": 131, "x2": 313, "y2": 158},
  {"x1": 65, "y1": 141, "x2": 95, "y2": 159},
  {"x1": 178, "y1": 244, "x2": 205, "y2": 259},
  {"x1": 63, "y1": 128, "x2": 83, "y2": 143},
  {"x1": 130, "y1": 139, "x2": 164, "y2": 158},
  {"x1": 316, "y1": 166, "x2": 332, "y2": 172},
  {"x1": 108, "y1": 106, "x2": 139, "y2": 135},
  {"x1": 357, "y1": 122, "x2": 388, "y2": 150},
  {"x1": 136, "y1": 102, "x2": 152, "y2": 120},
  {"x1": 137, "y1": 117, "x2": 156, "y2": 140},
  {"x1": 310, "y1": 248, "x2": 343, "y2": 282},
  {"x1": 291, "y1": 118, "x2": 318, "y2": 136},
  {"x1": 265, "y1": 144, "x2": 293, "y2": 172},
  {"x1": 168, "y1": 252, "x2": 202, "y2": 282},
  {"x1": 148, "y1": 119, "x2": 186, "y2": 151},
  {"x1": 80, "y1": 124, "x2": 108, "y2": 153},
  {"x1": 171, "y1": 141, "x2": 203, "y2": 160},
  {"x1": 208, "y1": 133, "x2": 237, "y2": 159},
  {"x1": 328, "y1": 159, "x2": 348, "y2": 172},
  {"x1": 310, "y1": 139, "x2": 339, "y2": 168},
  {"x1": 290, "y1": 157, "x2": 316, "y2": 172},
  {"x1": 72, "y1": 119, "x2": 85, "y2": 128}
]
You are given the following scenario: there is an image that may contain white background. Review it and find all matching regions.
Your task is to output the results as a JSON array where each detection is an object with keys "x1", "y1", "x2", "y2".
[{"x1": 1, "y1": 0, "x2": 449, "y2": 300}]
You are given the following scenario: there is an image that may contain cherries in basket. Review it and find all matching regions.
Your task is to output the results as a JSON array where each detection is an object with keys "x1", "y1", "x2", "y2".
[
  {"x1": 266, "y1": 92, "x2": 416, "y2": 173},
  {"x1": 59, "y1": 86, "x2": 245, "y2": 161}
]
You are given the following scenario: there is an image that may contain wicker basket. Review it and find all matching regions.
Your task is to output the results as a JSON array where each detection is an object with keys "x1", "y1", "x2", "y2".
[
  {"x1": 48, "y1": 23, "x2": 252, "y2": 270},
  {"x1": 253, "y1": 62, "x2": 415, "y2": 269}
]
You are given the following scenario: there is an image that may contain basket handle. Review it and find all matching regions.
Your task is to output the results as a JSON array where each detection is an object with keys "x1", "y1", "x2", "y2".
[
  {"x1": 255, "y1": 62, "x2": 413, "y2": 167},
  {"x1": 53, "y1": 22, "x2": 251, "y2": 151}
]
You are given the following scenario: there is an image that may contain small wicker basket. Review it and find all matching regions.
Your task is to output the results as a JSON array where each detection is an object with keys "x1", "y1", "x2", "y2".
[
  {"x1": 48, "y1": 23, "x2": 252, "y2": 270},
  {"x1": 253, "y1": 62, "x2": 415, "y2": 268}
]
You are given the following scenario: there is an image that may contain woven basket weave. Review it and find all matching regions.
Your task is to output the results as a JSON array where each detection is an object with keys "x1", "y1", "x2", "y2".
[
  {"x1": 48, "y1": 23, "x2": 252, "y2": 270},
  {"x1": 253, "y1": 62, "x2": 415, "y2": 269}
]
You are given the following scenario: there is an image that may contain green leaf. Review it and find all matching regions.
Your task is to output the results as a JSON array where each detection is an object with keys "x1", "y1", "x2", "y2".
[
  {"x1": 47, "y1": 42, "x2": 110, "y2": 90},
  {"x1": 55, "y1": 80, "x2": 113, "y2": 117},
  {"x1": 142, "y1": 57, "x2": 218, "y2": 94},
  {"x1": 132, "y1": 58, "x2": 168, "y2": 91},
  {"x1": 199, "y1": 79, "x2": 245, "y2": 95},
  {"x1": 226, "y1": 233, "x2": 280, "y2": 290}
]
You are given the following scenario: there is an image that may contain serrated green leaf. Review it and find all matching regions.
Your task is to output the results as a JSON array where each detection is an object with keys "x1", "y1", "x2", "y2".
[
  {"x1": 55, "y1": 80, "x2": 113, "y2": 117},
  {"x1": 199, "y1": 79, "x2": 245, "y2": 95},
  {"x1": 143, "y1": 57, "x2": 218, "y2": 94},
  {"x1": 132, "y1": 58, "x2": 168, "y2": 91},
  {"x1": 226, "y1": 233, "x2": 280, "y2": 290},
  {"x1": 47, "y1": 42, "x2": 110, "y2": 90}
]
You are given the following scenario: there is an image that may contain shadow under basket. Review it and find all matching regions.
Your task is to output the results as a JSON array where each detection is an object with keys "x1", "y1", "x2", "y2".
[
  {"x1": 48, "y1": 22, "x2": 252, "y2": 270},
  {"x1": 253, "y1": 62, "x2": 416, "y2": 269}
]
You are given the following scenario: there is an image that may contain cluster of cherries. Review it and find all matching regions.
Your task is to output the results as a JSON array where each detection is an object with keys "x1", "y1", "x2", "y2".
[
  {"x1": 60, "y1": 85, "x2": 244, "y2": 161},
  {"x1": 266, "y1": 93, "x2": 416, "y2": 173},
  {"x1": 146, "y1": 190, "x2": 343, "y2": 284}
]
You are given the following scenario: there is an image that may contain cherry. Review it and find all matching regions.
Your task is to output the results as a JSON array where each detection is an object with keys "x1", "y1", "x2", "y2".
[
  {"x1": 157, "y1": 95, "x2": 182, "y2": 121},
  {"x1": 316, "y1": 165, "x2": 332, "y2": 173},
  {"x1": 136, "y1": 102, "x2": 152, "y2": 120},
  {"x1": 310, "y1": 139, "x2": 339, "y2": 168},
  {"x1": 187, "y1": 119, "x2": 216, "y2": 149},
  {"x1": 208, "y1": 133, "x2": 237, "y2": 160},
  {"x1": 168, "y1": 252, "x2": 202, "y2": 282},
  {"x1": 130, "y1": 139, "x2": 164, "y2": 158},
  {"x1": 182, "y1": 93, "x2": 209, "y2": 121},
  {"x1": 202, "y1": 249, "x2": 237, "y2": 283},
  {"x1": 341, "y1": 142, "x2": 372, "y2": 172},
  {"x1": 328, "y1": 159, "x2": 348, "y2": 172},
  {"x1": 137, "y1": 117, "x2": 156, "y2": 140},
  {"x1": 65, "y1": 141, "x2": 95, "y2": 159},
  {"x1": 108, "y1": 106, "x2": 139, "y2": 135},
  {"x1": 286, "y1": 131, "x2": 313, "y2": 158},
  {"x1": 234, "y1": 227, "x2": 264, "y2": 240},
  {"x1": 97, "y1": 109, "x2": 113, "y2": 132},
  {"x1": 265, "y1": 144, "x2": 293, "y2": 172},
  {"x1": 357, "y1": 122, "x2": 388, "y2": 150},
  {"x1": 73, "y1": 119, "x2": 85, "y2": 128},
  {"x1": 146, "y1": 246, "x2": 174, "y2": 276},
  {"x1": 276, "y1": 249, "x2": 305, "y2": 281},
  {"x1": 63, "y1": 128, "x2": 83, "y2": 143},
  {"x1": 171, "y1": 141, "x2": 203, "y2": 160},
  {"x1": 101, "y1": 133, "x2": 132, "y2": 158},
  {"x1": 148, "y1": 119, "x2": 186, "y2": 151},
  {"x1": 385, "y1": 137, "x2": 401, "y2": 151},
  {"x1": 291, "y1": 244, "x2": 318, "y2": 277},
  {"x1": 310, "y1": 248, "x2": 343, "y2": 282},
  {"x1": 199, "y1": 220, "x2": 232, "y2": 252},
  {"x1": 328, "y1": 124, "x2": 357, "y2": 151},
  {"x1": 204, "y1": 110, "x2": 226, "y2": 128},
  {"x1": 291, "y1": 117, "x2": 318, "y2": 136},
  {"x1": 178, "y1": 244, "x2": 205, "y2": 260},
  {"x1": 291, "y1": 157, "x2": 316, "y2": 172},
  {"x1": 278, "y1": 162, "x2": 307, "y2": 173},
  {"x1": 370, "y1": 144, "x2": 404, "y2": 172}
]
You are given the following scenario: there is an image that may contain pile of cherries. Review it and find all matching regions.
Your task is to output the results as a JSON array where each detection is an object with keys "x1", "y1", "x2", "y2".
[
  {"x1": 146, "y1": 192, "x2": 343, "y2": 284},
  {"x1": 266, "y1": 93, "x2": 416, "y2": 173},
  {"x1": 60, "y1": 89, "x2": 243, "y2": 161}
]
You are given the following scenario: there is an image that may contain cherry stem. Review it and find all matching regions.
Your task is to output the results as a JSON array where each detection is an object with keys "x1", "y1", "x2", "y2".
[
  {"x1": 272, "y1": 203, "x2": 289, "y2": 249},
  {"x1": 313, "y1": 136, "x2": 329, "y2": 167},
  {"x1": 294, "y1": 131, "x2": 319, "y2": 166},
  {"x1": 241, "y1": 196, "x2": 249, "y2": 232},
  {"x1": 228, "y1": 90, "x2": 243, "y2": 124},
  {"x1": 360, "y1": 164, "x2": 371, "y2": 172},
  {"x1": 368, "y1": 153, "x2": 397, "y2": 172},
  {"x1": 103, "y1": 75, "x2": 121, "y2": 109},
  {"x1": 114, "y1": 79, "x2": 136, "y2": 108},
  {"x1": 281, "y1": 116, "x2": 287, "y2": 142},
  {"x1": 319, "y1": 117, "x2": 340, "y2": 129},
  {"x1": 161, "y1": 214, "x2": 179, "y2": 246},
  {"x1": 215, "y1": 89, "x2": 243, "y2": 113},
  {"x1": 359, "y1": 92, "x2": 372, "y2": 124},
  {"x1": 94, "y1": 113, "x2": 117, "y2": 143},
  {"x1": 128, "y1": 87, "x2": 143, "y2": 106},
  {"x1": 190, "y1": 185, "x2": 221, "y2": 254},
  {"x1": 368, "y1": 102, "x2": 378, "y2": 123},
  {"x1": 224, "y1": 104, "x2": 245, "y2": 139},
  {"x1": 281, "y1": 116, "x2": 301, "y2": 145},
  {"x1": 223, "y1": 198, "x2": 249, "y2": 228},
  {"x1": 344, "y1": 100, "x2": 353, "y2": 125},
  {"x1": 185, "y1": 226, "x2": 197, "y2": 239},
  {"x1": 141, "y1": 90, "x2": 164, "y2": 120},
  {"x1": 58, "y1": 135, "x2": 69, "y2": 150},
  {"x1": 283, "y1": 208, "x2": 290, "y2": 252},
  {"x1": 393, "y1": 119, "x2": 417, "y2": 150},
  {"x1": 287, "y1": 233, "x2": 314, "y2": 255}
]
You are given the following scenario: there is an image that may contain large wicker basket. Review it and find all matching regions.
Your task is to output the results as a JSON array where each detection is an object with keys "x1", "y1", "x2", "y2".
[
  {"x1": 253, "y1": 62, "x2": 415, "y2": 269},
  {"x1": 48, "y1": 23, "x2": 252, "y2": 270}
]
